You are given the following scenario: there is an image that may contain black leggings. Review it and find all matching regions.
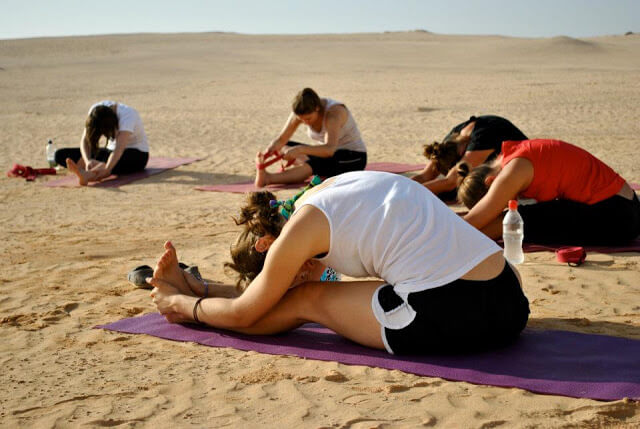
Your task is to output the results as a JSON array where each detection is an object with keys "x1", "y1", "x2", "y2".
[
  {"x1": 286, "y1": 141, "x2": 367, "y2": 177},
  {"x1": 519, "y1": 193, "x2": 640, "y2": 246},
  {"x1": 54, "y1": 148, "x2": 149, "y2": 175}
]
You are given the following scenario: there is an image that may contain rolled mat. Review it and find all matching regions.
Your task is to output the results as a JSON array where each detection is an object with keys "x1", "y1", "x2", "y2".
[
  {"x1": 43, "y1": 157, "x2": 203, "y2": 188},
  {"x1": 96, "y1": 313, "x2": 640, "y2": 401}
]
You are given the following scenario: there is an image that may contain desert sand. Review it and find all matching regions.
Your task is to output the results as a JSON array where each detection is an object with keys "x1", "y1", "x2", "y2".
[{"x1": 1, "y1": 31, "x2": 639, "y2": 427}]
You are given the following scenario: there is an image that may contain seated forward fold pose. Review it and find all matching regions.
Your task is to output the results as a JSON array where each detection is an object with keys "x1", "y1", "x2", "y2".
[
  {"x1": 458, "y1": 139, "x2": 640, "y2": 245},
  {"x1": 254, "y1": 88, "x2": 367, "y2": 187},
  {"x1": 55, "y1": 101, "x2": 149, "y2": 185},
  {"x1": 412, "y1": 115, "x2": 527, "y2": 197},
  {"x1": 148, "y1": 171, "x2": 529, "y2": 355}
]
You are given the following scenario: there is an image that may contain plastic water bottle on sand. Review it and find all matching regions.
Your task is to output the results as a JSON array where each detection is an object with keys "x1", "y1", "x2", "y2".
[
  {"x1": 503, "y1": 200, "x2": 524, "y2": 264},
  {"x1": 46, "y1": 139, "x2": 57, "y2": 168}
]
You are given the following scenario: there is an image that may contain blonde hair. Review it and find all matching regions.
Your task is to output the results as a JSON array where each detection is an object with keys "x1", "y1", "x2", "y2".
[
  {"x1": 224, "y1": 191, "x2": 285, "y2": 291},
  {"x1": 456, "y1": 162, "x2": 495, "y2": 209}
]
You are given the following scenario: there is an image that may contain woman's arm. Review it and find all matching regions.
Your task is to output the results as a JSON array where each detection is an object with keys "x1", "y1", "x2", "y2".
[
  {"x1": 411, "y1": 161, "x2": 439, "y2": 183},
  {"x1": 92, "y1": 131, "x2": 131, "y2": 178},
  {"x1": 423, "y1": 149, "x2": 495, "y2": 194},
  {"x1": 158, "y1": 206, "x2": 330, "y2": 329},
  {"x1": 463, "y1": 158, "x2": 533, "y2": 233},
  {"x1": 266, "y1": 113, "x2": 302, "y2": 154},
  {"x1": 285, "y1": 106, "x2": 347, "y2": 159},
  {"x1": 79, "y1": 129, "x2": 97, "y2": 167}
]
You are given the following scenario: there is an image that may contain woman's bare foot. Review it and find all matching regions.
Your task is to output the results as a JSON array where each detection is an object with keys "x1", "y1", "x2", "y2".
[
  {"x1": 254, "y1": 152, "x2": 271, "y2": 188},
  {"x1": 153, "y1": 241, "x2": 191, "y2": 295},
  {"x1": 66, "y1": 158, "x2": 90, "y2": 186}
]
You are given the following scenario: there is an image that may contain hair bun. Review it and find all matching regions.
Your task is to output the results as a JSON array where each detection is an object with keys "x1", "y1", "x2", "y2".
[{"x1": 457, "y1": 162, "x2": 470, "y2": 178}]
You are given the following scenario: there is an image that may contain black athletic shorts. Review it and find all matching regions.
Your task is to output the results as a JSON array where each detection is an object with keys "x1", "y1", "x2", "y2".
[
  {"x1": 518, "y1": 193, "x2": 640, "y2": 246},
  {"x1": 375, "y1": 263, "x2": 530, "y2": 355},
  {"x1": 286, "y1": 141, "x2": 367, "y2": 177},
  {"x1": 54, "y1": 147, "x2": 149, "y2": 175}
]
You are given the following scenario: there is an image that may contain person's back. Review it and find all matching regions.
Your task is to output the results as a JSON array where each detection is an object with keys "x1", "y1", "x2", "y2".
[
  {"x1": 501, "y1": 139, "x2": 625, "y2": 204},
  {"x1": 296, "y1": 171, "x2": 501, "y2": 294}
]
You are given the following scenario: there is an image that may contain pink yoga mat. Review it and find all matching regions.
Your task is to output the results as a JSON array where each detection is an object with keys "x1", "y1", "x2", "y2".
[
  {"x1": 195, "y1": 162, "x2": 424, "y2": 193},
  {"x1": 43, "y1": 157, "x2": 202, "y2": 188}
]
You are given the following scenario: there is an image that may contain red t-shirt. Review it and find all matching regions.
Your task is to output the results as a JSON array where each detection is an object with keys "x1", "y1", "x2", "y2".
[{"x1": 501, "y1": 139, "x2": 625, "y2": 204}]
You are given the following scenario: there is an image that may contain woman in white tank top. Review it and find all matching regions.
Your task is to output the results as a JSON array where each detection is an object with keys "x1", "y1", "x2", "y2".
[
  {"x1": 254, "y1": 88, "x2": 367, "y2": 188},
  {"x1": 148, "y1": 171, "x2": 529, "y2": 355}
]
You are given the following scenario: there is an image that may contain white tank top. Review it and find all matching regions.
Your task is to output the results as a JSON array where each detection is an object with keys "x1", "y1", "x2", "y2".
[
  {"x1": 306, "y1": 98, "x2": 366, "y2": 153},
  {"x1": 295, "y1": 171, "x2": 501, "y2": 294}
]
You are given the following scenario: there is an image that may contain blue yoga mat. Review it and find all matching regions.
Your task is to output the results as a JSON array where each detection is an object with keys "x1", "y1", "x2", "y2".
[{"x1": 96, "y1": 313, "x2": 640, "y2": 401}]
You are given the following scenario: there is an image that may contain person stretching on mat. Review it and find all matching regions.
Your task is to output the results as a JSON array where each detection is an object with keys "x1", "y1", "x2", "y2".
[
  {"x1": 254, "y1": 88, "x2": 367, "y2": 187},
  {"x1": 412, "y1": 115, "x2": 527, "y2": 199},
  {"x1": 55, "y1": 101, "x2": 149, "y2": 185},
  {"x1": 457, "y1": 138, "x2": 640, "y2": 245},
  {"x1": 147, "y1": 170, "x2": 530, "y2": 355}
]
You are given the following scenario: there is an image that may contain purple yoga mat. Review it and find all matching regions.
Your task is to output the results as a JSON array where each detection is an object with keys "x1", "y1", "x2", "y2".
[
  {"x1": 43, "y1": 157, "x2": 203, "y2": 188},
  {"x1": 96, "y1": 313, "x2": 640, "y2": 401},
  {"x1": 194, "y1": 162, "x2": 424, "y2": 193}
]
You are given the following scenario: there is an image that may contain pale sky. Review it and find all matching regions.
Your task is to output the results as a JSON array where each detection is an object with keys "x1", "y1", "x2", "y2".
[{"x1": 0, "y1": 0, "x2": 638, "y2": 40}]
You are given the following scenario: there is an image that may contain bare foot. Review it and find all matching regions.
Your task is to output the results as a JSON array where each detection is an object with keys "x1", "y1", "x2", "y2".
[
  {"x1": 153, "y1": 241, "x2": 191, "y2": 295},
  {"x1": 254, "y1": 152, "x2": 271, "y2": 188},
  {"x1": 66, "y1": 158, "x2": 89, "y2": 186}
]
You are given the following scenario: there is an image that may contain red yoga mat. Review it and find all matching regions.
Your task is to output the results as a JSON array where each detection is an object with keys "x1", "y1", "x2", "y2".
[
  {"x1": 195, "y1": 162, "x2": 424, "y2": 193},
  {"x1": 43, "y1": 157, "x2": 203, "y2": 188}
]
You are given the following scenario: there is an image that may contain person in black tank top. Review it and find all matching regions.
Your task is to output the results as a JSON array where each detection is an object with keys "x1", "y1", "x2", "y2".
[{"x1": 412, "y1": 115, "x2": 527, "y2": 200}]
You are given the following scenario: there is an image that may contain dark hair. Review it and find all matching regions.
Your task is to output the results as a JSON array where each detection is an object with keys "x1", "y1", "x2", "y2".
[
  {"x1": 85, "y1": 105, "x2": 118, "y2": 157},
  {"x1": 456, "y1": 162, "x2": 494, "y2": 208},
  {"x1": 292, "y1": 88, "x2": 324, "y2": 116},
  {"x1": 422, "y1": 132, "x2": 470, "y2": 175},
  {"x1": 224, "y1": 191, "x2": 285, "y2": 291}
]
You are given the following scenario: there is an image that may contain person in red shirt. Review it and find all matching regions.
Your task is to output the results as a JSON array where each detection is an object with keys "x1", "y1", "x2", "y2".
[{"x1": 457, "y1": 139, "x2": 639, "y2": 245}]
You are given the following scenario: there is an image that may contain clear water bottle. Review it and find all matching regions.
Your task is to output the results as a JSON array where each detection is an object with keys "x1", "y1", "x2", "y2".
[
  {"x1": 503, "y1": 199, "x2": 524, "y2": 264},
  {"x1": 46, "y1": 139, "x2": 57, "y2": 167}
]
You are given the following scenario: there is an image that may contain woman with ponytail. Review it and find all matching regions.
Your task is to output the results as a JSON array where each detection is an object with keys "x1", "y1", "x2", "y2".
[
  {"x1": 456, "y1": 139, "x2": 640, "y2": 245},
  {"x1": 148, "y1": 171, "x2": 529, "y2": 355},
  {"x1": 255, "y1": 88, "x2": 367, "y2": 187},
  {"x1": 412, "y1": 115, "x2": 527, "y2": 197},
  {"x1": 54, "y1": 101, "x2": 149, "y2": 185}
]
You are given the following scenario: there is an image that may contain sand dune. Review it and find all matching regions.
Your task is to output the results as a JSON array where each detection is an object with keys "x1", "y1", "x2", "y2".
[{"x1": 1, "y1": 31, "x2": 639, "y2": 427}]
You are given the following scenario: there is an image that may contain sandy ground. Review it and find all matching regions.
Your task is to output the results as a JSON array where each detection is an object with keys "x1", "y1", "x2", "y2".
[{"x1": 1, "y1": 31, "x2": 639, "y2": 428}]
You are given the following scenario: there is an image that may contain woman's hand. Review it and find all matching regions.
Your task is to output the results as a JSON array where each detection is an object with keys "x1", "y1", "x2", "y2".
[
  {"x1": 91, "y1": 164, "x2": 112, "y2": 180},
  {"x1": 282, "y1": 145, "x2": 303, "y2": 161},
  {"x1": 148, "y1": 277, "x2": 190, "y2": 323},
  {"x1": 264, "y1": 139, "x2": 281, "y2": 155},
  {"x1": 85, "y1": 159, "x2": 101, "y2": 170}
]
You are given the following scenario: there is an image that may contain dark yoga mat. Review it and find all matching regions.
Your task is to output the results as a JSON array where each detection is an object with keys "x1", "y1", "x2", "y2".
[
  {"x1": 43, "y1": 157, "x2": 203, "y2": 188},
  {"x1": 521, "y1": 238, "x2": 640, "y2": 254},
  {"x1": 96, "y1": 313, "x2": 640, "y2": 401}
]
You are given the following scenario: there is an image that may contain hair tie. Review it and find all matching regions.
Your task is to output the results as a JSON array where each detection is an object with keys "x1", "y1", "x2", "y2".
[{"x1": 270, "y1": 175, "x2": 323, "y2": 220}]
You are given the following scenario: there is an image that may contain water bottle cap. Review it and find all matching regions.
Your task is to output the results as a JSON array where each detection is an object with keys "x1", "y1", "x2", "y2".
[{"x1": 508, "y1": 200, "x2": 518, "y2": 210}]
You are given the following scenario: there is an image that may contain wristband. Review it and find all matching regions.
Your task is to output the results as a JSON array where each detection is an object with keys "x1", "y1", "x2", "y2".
[{"x1": 193, "y1": 296, "x2": 206, "y2": 323}]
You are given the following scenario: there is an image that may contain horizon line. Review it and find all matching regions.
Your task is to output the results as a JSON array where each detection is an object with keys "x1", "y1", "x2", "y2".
[{"x1": 1, "y1": 28, "x2": 636, "y2": 42}]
